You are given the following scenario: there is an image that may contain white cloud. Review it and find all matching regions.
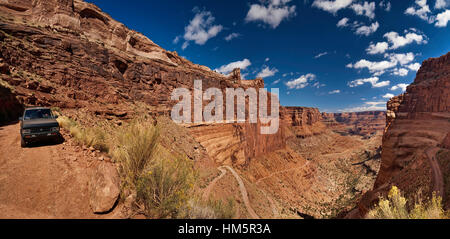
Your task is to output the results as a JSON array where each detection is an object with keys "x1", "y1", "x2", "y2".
[
  {"x1": 407, "y1": 62, "x2": 421, "y2": 71},
  {"x1": 314, "y1": 52, "x2": 328, "y2": 58},
  {"x1": 404, "y1": 0, "x2": 433, "y2": 23},
  {"x1": 224, "y1": 33, "x2": 241, "y2": 41},
  {"x1": 366, "y1": 31, "x2": 427, "y2": 55},
  {"x1": 366, "y1": 42, "x2": 389, "y2": 54},
  {"x1": 272, "y1": 79, "x2": 281, "y2": 85},
  {"x1": 173, "y1": 36, "x2": 181, "y2": 44},
  {"x1": 285, "y1": 73, "x2": 316, "y2": 89},
  {"x1": 182, "y1": 42, "x2": 189, "y2": 50},
  {"x1": 245, "y1": 0, "x2": 296, "y2": 28},
  {"x1": 384, "y1": 31, "x2": 427, "y2": 49},
  {"x1": 354, "y1": 21, "x2": 379, "y2": 36},
  {"x1": 347, "y1": 59, "x2": 397, "y2": 74},
  {"x1": 348, "y1": 76, "x2": 390, "y2": 88},
  {"x1": 329, "y1": 89, "x2": 341, "y2": 94},
  {"x1": 385, "y1": 52, "x2": 415, "y2": 65},
  {"x1": 339, "y1": 101, "x2": 386, "y2": 112},
  {"x1": 435, "y1": 9, "x2": 450, "y2": 27},
  {"x1": 382, "y1": 93, "x2": 395, "y2": 99},
  {"x1": 335, "y1": 18, "x2": 379, "y2": 36},
  {"x1": 379, "y1": 1, "x2": 391, "y2": 11},
  {"x1": 312, "y1": 0, "x2": 355, "y2": 14},
  {"x1": 391, "y1": 83, "x2": 409, "y2": 92},
  {"x1": 348, "y1": 52, "x2": 415, "y2": 76},
  {"x1": 215, "y1": 59, "x2": 251, "y2": 74},
  {"x1": 435, "y1": 0, "x2": 449, "y2": 9},
  {"x1": 182, "y1": 10, "x2": 223, "y2": 49},
  {"x1": 350, "y1": 1, "x2": 376, "y2": 19},
  {"x1": 392, "y1": 68, "x2": 409, "y2": 76},
  {"x1": 337, "y1": 17, "x2": 349, "y2": 27},
  {"x1": 257, "y1": 66, "x2": 278, "y2": 78},
  {"x1": 312, "y1": 81, "x2": 326, "y2": 88}
]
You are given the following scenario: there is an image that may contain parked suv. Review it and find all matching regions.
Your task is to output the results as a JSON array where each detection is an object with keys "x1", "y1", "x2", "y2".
[{"x1": 19, "y1": 107, "x2": 60, "y2": 147}]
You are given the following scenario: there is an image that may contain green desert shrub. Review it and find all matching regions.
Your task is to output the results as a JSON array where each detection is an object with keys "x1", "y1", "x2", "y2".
[
  {"x1": 367, "y1": 186, "x2": 446, "y2": 219},
  {"x1": 136, "y1": 156, "x2": 195, "y2": 218},
  {"x1": 112, "y1": 121, "x2": 159, "y2": 191}
]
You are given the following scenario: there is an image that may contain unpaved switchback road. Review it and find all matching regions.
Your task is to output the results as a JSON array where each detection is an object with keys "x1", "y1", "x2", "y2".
[
  {"x1": 426, "y1": 147, "x2": 444, "y2": 199},
  {"x1": 0, "y1": 123, "x2": 108, "y2": 218},
  {"x1": 202, "y1": 167, "x2": 227, "y2": 200},
  {"x1": 203, "y1": 166, "x2": 281, "y2": 218},
  {"x1": 221, "y1": 166, "x2": 260, "y2": 219}
]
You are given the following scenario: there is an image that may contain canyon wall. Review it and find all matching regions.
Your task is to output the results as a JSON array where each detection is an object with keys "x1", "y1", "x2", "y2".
[
  {"x1": 188, "y1": 106, "x2": 324, "y2": 165},
  {"x1": 282, "y1": 107, "x2": 325, "y2": 138},
  {"x1": 357, "y1": 52, "x2": 450, "y2": 216},
  {"x1": 0, "y1": 0, "x2": 249, "y2": 113},
  {"x1": 322, "y1": 111, "x2": 386, "y2": 136}
]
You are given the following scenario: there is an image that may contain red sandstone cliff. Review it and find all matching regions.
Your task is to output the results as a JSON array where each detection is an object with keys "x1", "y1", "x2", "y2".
[
  {"x1": 357, "y1": 52, "x2": 450, "y2": 216},
  {"x1": 322, "y1": 111, "x2": 386, "y2": 136},
  {"x1": 0, "y1": 0, "x2": 254, "y2": 113},
  {"x1": 282, "y1": 107, "x2": 325, "y2": 138}
]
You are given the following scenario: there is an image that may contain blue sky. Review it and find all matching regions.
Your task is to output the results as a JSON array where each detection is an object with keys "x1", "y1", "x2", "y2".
[{"x1": 87, "y1": 0, "x2": 450, "y2": 112}]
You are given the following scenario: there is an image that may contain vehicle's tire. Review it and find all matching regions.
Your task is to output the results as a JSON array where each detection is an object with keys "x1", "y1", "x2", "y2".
[{"x1": 20, "y1": 137, "x2": 26, "y2": 148}]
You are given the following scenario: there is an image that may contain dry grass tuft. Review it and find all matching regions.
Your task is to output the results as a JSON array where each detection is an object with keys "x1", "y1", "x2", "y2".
[
  {"x1": 57, "y1": 116, "x2": 109, "y2": 152},
  {"x1": 111, "y1": 121, "x2": 159, "y2": 190}
]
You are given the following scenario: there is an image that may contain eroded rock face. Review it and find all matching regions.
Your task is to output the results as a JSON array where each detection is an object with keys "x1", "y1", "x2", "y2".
[
  {"x1": 357, "y1": 52, "x2": 450, "y2": 217},
  {"x1": 89, "y1": 162, "x2": 120, "y2": 214},
  {"x1": 0, "y1": 84, "x2": 24, "y2": 125},
  {"x1": 188, "y1": 107, "x2": 325, "y2": 165},
  {"x1": 282, "y1": 107, "x2": 325, "y2": 138},
  {"x1": 322, "y1": 111, "x2": 386, "y2": 136},
  {"x1": 0, "y1": 0, "x2": 247, "y2": 114}
]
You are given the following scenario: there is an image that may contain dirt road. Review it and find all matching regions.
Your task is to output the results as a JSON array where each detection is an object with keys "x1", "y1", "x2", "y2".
[
  {"x1": 426, "y1": 147, "x2": 444, "y2": 198},
  {"x1": 203, "y1": 165, "x2": 283, "y2": 218},
  {"x1": 202, "y1": 167, "x2": 227, "y2": 200},
  {"x1": 0, "y1": 123, "x2": 109, "y2": 218},
  {"x1": 221, "y1": 166, "x2": 260, "y2": 219}
]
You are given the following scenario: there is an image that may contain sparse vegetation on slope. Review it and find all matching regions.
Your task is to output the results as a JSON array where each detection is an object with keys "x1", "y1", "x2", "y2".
[
  {"x1": 436, "y1": 149, "x2": 450, "y2": 209},
  {"x1": 367, "y1": 186, "x2": 447, "y2": 219},
  {"x1": 136, "y1": 156, "x2": 195, "y2": 218},
  {"x1": 57, "y1": 115, "x2": 109, "y2": 152},
  {"x1": 111, "y1": 121, "x2": 159, "y2": 191},
  {"x1": 179, "y1": 198, "x2": 236, "y2": 219},
  {"x1": 57, "y1": 113, "x2": 235, "y2": 218}
]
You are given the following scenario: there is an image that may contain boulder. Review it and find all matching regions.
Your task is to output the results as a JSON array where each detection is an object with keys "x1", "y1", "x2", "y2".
[{"x1": 89, "y1": 163, "x2": 120, "y2": 213}]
